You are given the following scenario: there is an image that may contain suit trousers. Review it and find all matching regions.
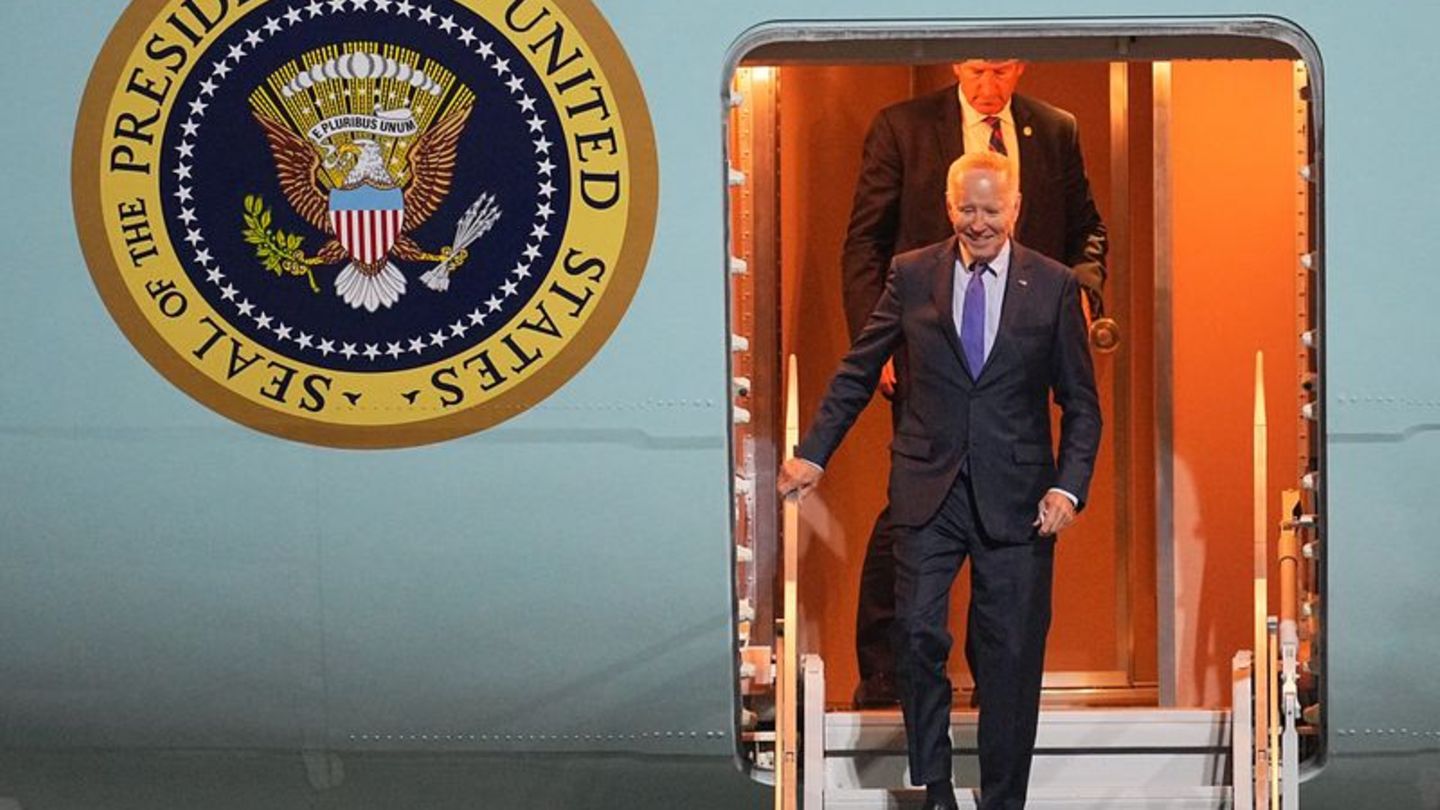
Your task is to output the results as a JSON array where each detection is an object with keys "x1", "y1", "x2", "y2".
[
  {"x1": 857, "y1": 510, "x2": 982, "y2": 686},
  {"x1": 855, "y1": 397, "x2": 979, "y2": 685},
  {"x1": 893, "y1": 470, "x2": 1055, "y2": 810}
]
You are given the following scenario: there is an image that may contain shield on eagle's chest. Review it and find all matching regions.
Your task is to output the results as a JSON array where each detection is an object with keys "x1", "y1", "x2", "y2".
[{"x1": 329, "y1": 185, "x2": 405, "y2": 265}]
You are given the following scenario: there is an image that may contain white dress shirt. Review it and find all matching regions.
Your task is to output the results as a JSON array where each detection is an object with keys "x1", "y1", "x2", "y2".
[
  {"x1": 958, "y1": 89, "x2": 1021, "y2": 181},
  {"x1": 954, "y1": 240, "x2": 1010, "y2": 368}
]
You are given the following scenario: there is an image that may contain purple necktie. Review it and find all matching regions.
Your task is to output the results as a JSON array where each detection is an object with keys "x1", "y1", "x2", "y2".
[
  {"x1": 961, "y1": 263, "x2": 987, "y2": 376},
  {"x1": 984, "y1": 115, "x2": 1007, "y2": 155}
]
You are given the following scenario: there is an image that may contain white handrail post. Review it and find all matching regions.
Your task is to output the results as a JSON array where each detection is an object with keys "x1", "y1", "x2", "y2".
[
  {"x1": 803, "y1": 654, "x2": 826, "y2": 810},
  {"x1": 775, "y1": 354, "x2": 801, "y2": 810},
  {"x1": 1233, "y1": 651, "x2": 1255, "y2": 810},
  {"x1": 1252, "y1": 352, "x2": 1271, "y2": 809}
]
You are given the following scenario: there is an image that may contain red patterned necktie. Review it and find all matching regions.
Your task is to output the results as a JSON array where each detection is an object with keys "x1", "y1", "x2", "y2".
[{"x1": 983, "y1": 115, "x2": 1007, "y2": 156}]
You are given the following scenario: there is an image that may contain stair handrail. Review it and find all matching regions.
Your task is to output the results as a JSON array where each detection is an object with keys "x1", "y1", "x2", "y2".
[
  {"x1": 1252, "y1": 352, "x2": 1272, "y2": 808},
  {"x1": 775, "y1": 354, "x2": 800, "y2": 810}
]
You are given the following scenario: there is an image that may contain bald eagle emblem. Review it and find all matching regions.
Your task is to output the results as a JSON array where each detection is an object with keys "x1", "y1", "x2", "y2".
[{"x1": 243, "y1": 46, "x2": 500, "y2": 312}]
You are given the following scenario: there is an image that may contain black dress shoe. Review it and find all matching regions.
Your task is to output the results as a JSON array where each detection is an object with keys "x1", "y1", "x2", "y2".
[
  {"x1": 919, "y1": 779, "x2": 960, "y2": 809},
  {"x1": 851, "y1": 673, "x2": 899, "y2": 708}
]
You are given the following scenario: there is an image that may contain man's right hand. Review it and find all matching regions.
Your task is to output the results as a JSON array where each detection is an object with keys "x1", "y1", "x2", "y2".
[
  {"x1": 777, "y1": 458, "x2": 824, "y2": 500},
  {"x1": 879, "y1": 359, "x2": 897, "y2": 399}
]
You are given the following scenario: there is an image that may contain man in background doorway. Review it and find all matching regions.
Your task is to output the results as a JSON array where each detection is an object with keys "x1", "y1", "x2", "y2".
[{"x1": 842, "y1": 59, "x2": 1109, "y2": 708}]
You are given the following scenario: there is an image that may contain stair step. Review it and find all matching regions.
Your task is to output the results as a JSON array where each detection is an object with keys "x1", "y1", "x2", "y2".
[
  {"x1": 826, "y1": 709, "x2": 1231, "y2": 751},
  {"x1": 823, "y1": 709, "x2": 1232, "y2": 792},
  {"x1": 827, "y1": 749, "x2": 1230, "y2": 791},
  {"x1": 823, "y1": 786, "x2": 1232, "y2": 809}
]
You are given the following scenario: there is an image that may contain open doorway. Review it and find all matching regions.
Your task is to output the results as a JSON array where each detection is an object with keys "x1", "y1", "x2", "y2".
[{"x1": 726, "y1": 20, "x2": 1324, "y2": 783}]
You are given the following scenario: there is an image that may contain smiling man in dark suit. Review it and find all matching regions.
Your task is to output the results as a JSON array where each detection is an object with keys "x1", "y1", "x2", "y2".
[
  {"x1": 781, "y1": 152, "x2": 1102, "y2": 810},
  {"x1": 843, "y1": 60, "x2": 1108, "y2": 710}
]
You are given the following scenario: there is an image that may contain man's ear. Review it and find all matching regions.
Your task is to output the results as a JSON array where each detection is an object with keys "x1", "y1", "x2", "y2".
[{"x1": 944, "y1": 194, "x2": 958, "y2": 225}]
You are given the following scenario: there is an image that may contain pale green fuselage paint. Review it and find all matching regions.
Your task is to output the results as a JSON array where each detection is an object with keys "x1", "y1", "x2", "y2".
[{"x1": 0, "y1": 0, "x2": 1436, "y2": 807}]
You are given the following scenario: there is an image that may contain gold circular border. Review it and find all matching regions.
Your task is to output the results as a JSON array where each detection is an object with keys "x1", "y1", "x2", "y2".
[{"x1": 73, "y1": 0, "x2": 659, "y2": 449}]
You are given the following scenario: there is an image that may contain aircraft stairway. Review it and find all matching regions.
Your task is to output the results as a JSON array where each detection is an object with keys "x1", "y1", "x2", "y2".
[{"x1": 815, "y1": 702, "x2": 1233, "y2": 809}]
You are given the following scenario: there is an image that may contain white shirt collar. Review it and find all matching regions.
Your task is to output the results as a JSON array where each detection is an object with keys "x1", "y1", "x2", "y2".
[
  {"x1": 958, "y1": 239, "x2": 1013, "y2": 276},
  {"x1": 957, "y1": 88, "x2": 1015, "y2": 130}
]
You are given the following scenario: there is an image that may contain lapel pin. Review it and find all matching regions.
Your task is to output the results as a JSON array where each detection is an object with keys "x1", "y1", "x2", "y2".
[
  {"x1": 1018, "y1": 278, "x2": 1029, "y2": 286},
  {"x1": 1023, "y1": 125, "x2": 1033, "y2": 137}
]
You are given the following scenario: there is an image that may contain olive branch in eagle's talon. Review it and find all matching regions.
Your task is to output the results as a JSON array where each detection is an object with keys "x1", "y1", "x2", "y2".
[{"x1": 241, "y1": 194, "x2": 329, "y2": 293}]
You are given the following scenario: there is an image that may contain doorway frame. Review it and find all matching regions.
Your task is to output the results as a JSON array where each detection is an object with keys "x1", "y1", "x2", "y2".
[{"x1": 720, "y1": 13, "x2": 1326, "y2": 750}]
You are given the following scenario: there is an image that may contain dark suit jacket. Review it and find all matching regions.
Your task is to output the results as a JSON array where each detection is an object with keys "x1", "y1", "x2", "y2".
[
  {"x1": 841, "y1": 87, "x2": 1107, "y2": 341},
  {"x1": 799, "y1": 239, "x2": 1102, "y2": 542}
]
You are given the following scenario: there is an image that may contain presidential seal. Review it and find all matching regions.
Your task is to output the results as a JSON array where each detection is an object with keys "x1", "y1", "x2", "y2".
[{"x1": 74, "y1": 0, "x2": 657, "y2": 447}]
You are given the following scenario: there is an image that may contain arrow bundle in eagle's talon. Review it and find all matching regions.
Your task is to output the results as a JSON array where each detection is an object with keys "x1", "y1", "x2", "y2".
[{"x1": 421, "y1": 192, "x2": 502, "y2": 292}]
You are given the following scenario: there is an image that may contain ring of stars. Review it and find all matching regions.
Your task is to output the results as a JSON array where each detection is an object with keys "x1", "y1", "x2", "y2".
[{"x1": 169, "y1": 0, "x2": 564, "y2": 366}]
